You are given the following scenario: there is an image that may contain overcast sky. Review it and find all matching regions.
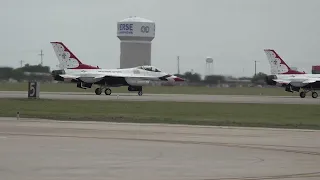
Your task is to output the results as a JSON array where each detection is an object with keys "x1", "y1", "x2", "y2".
[{"x1": 1, "y1": 0, "x2": 319, "y2": 77}]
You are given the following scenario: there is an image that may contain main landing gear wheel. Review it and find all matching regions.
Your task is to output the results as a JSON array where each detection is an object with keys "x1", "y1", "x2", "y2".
[
  {"x1": 299, "y1": 91, "x2": 306, "y2": 98},
  {"x1": 138, "y1": 91, "x2": 143, "y2": 96},
  {"x1": 95, "y1": 88, "x2": 102, "y2": 95},
  {"x1": 105, "y1": 88, "x2": 112, "y2": 95},
  {"x1": 312, "y1": 92, "x2": 318, "y2": 98}
]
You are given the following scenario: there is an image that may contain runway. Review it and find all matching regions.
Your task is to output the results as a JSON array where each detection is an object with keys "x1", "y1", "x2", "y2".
[
  {"x1": 1, "y1": 91, "x2": 320, "y2": 104},
  {"x1": 0, "y1": 117, "x2": 319, "y2": 180}
]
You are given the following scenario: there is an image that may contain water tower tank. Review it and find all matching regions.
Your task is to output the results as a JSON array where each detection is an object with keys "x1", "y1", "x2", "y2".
[
  {"x1": 117, "y1": 16, "x2": 155, "y2": 68},
  {"x1": 206, "y1": 57, "x2": 213, "y2": 63}
]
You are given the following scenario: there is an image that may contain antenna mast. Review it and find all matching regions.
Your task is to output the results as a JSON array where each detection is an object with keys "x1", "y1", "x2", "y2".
[
  {"x1": 177, "y1": 56, "x2": 180, "y2": 74},
  {"x1": 254, "y1": 60, "x2": 259, "y2": 76},
  {"x1": 38, "y1": 50, "x2": 44, "y2": 66},
  {"x1": 19, "y1": 60, "x2": 24, "y2": 67}
]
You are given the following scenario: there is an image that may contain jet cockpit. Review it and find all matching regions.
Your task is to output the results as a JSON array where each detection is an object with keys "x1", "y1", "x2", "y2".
[{"x1": 137, "y1": 65, "x2": 162, "y2": 72}]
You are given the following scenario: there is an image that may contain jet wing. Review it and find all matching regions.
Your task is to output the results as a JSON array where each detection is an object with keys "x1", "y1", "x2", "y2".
[
  {"x1": 273, "y1": 78, "x2": 320, "y2": 84},
  {"x1": 59, "y1": 73, "x2": 151, "y2": 79},
  {"x1": 60, "y1": 74, "x2": 80, "y2": 79},
  {"x1": 93, "y1": 74, "x2": 107, "y2": 79},
  {"x1": 273, "y1": 79, "x2": 291, "y2": 84},
  {"x1": 302, "y1": 78, "x2": 320, "y2": 84},
  {"x1": 94, "y1": 72, "x2": 159, "y2": 79},
  {"x1": 60, "y1": 74, "x2": 109, "y2": 81}
]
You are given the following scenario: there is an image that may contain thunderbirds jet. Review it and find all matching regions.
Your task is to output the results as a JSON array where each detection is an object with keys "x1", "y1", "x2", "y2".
[
  {"x1": 50, "y1": 42, "x2": 184, "y2": 96},
  {"x1": 264, "y1": 49, "x2": 320, "y2": 98}
]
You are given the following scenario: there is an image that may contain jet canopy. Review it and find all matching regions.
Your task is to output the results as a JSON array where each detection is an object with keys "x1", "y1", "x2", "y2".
[{"x1": 136, "y1": 65, "x2": 161, "y2": 72}]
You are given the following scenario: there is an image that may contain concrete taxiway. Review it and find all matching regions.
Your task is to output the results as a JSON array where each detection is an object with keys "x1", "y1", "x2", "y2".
[
  {"x1": 0, "y1": 91, "x2": 320, "y2": 104},
  {"x1": 0, "y1": 117, "x2": 319, "y2": 180}
]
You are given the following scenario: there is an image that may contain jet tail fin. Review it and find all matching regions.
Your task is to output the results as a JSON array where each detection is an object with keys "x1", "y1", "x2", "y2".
[
  {"x1": 264, "y1": 49, "x2": 305, "y2": 75},
  {"x1": 50, "y1": 42, "x2": 100, "y2": 69}
]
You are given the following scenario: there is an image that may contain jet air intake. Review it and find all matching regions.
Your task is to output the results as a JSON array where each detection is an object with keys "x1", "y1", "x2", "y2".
[
  {"x1": 265, "y1": 75, "x2": 277, "y2": 86},
  {"x1": 51, "y1": 70, "x2": 65, "y2": 81}
]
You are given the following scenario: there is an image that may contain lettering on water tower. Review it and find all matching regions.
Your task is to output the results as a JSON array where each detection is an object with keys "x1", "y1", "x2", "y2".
[
  {"x1": 119, "y1": 23, "x2": 133, "y2": 34},
  {"x1": 140, "y1": 26, "x2": 149, "y2": 33}
]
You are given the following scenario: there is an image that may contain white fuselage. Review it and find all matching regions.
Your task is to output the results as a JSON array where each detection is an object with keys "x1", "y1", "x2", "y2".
[
  {"x1": 62, "y1": 67, "x2": 171, "y2": 86},
  {"x1": 274, "y1": 74, "x2": 320, "y2": 87}
]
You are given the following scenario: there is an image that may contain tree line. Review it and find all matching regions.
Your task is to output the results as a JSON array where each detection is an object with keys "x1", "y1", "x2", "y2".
[
  {"x1": 174, "y1": 71, "x2": 267, "y2": 85},
  {"x1": 0, "y1": 64, "x2": 51, "y2": 81}
]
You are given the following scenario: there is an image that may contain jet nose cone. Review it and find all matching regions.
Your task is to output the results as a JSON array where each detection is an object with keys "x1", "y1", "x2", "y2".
[
  {"x1": 160, "y1": 74, "x2": 185, "y2": 82},
  {"x1": 172, "y1": 76, "x2": 184, "y2": 82},
  {"x1": 168, "y1": 75, "x2": 184, "y2": 82}
]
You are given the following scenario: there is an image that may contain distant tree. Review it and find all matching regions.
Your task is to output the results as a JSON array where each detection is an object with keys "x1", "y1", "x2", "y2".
[
  {"x1": 239, "y1": 77, "x2": 252, "y2": 81},
  {"x1": 0, "y1": 64, "x2": 51, "y2": 81},
  {"x1": 17, "y1": 64, "x2": 50, "y2": 73},
  {"x1": 224, "y1": 76, "x2": 237, "y2": 80},
  {"x1": 11, "y1": 69, "x2": 25, "y2": 81},
  {"x1": 203, "y1": 75, "x2": 225, "y2": 84},
  {"x1": 251, "y1": 72, "x2": 267, "y2": 84},
  {"x1": 183, "y1": 71, "x2": 201, "y2": 82},
  {"x1": 0, "y1": 67, "x2": 14, "y2": 79}
]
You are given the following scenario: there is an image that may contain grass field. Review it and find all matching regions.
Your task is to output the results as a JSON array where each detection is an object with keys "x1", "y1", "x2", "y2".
[
  {"x1": 0, "y1": 82, "x2": 293, "y2": 96},
  {"x1": 1, "y1": 98, "x2": 319, "y2": 130}
]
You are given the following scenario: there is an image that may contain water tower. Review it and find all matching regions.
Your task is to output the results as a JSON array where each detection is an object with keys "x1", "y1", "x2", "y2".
[
  {"x1": 117, "y1": 16, "x2": 155, "y2": 68},
  {"x1": 205, "y1": 57, "x2": 214, "y2": 75}
]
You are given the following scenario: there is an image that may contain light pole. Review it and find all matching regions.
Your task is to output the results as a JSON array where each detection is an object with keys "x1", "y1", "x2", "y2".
[
  {"x1": 254, "y1": 60, "x2": 259, "y2": 76},
  {"x1": 177, "y1": 56, "x2": 180, "y2": 74}
]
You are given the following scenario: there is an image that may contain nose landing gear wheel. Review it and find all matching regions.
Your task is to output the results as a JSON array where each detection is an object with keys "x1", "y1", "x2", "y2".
[
  {"x1": 105, "y1": 88, "x2": 112, "y2": 95},
  {"x1": 299, "y1": 91, "x2": 306, "y2": 98},
  {"x1": 312, "y1": 92, "x2": 318, "y2": 98},
  {"x1": 95, "y1": 88, "x2": 102, "y2": 95},
  {"x1": 138, "y1": 91, "x2": 143, "y2": 96}
]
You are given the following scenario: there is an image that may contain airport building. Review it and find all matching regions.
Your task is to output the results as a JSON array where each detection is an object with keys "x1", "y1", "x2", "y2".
[{"x1": 117, "y1": 16, "x2": 155, "y2": 68}]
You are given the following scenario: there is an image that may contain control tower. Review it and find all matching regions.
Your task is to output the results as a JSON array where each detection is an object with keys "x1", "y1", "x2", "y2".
[{"x1": 117, "y1": 16, "x2": 155, "y2": 68}]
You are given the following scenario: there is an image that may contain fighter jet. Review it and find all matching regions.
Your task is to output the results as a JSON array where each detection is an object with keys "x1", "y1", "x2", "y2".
[
  {"x1": 50, "y1": 42, "x2": 184, "y2": 96},
  {"x1": 264, "y1": 49, "x2": 320, "y2": 98}
]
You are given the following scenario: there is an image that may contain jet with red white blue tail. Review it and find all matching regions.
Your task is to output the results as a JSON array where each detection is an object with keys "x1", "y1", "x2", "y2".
[
  {"x1": 264, "y1": 49, "x2": 320, "y2": 98},
  {"x1": 50, "y1": 42, "x2": 184, "y2": 96}
]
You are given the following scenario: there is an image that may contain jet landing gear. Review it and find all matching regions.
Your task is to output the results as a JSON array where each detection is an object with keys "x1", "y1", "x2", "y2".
[
  {"x1": 104, "y1": 88, "x2": 112, "y2": 95},
  {"x1": 312, "y1": 92, "x2": 318, "y2": 98},
  {"x1": 128, "y1": 86, "x2": 143, "y2": 96},
  {"x1": 299, "y1": 91, "x2": 306, "y2": 98},
  {"x1": 286, "y1": 85, "x2": 319, "y2": 99},
  {"x1": 299, "y1": 90, "x2": 318, "y2": 99},
  {"x1": 95, "y1": 88, "x2": 102, "y2": 95},
  {"x1": 95, "y1": 87, "x2": 112, "y2": 95}
]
